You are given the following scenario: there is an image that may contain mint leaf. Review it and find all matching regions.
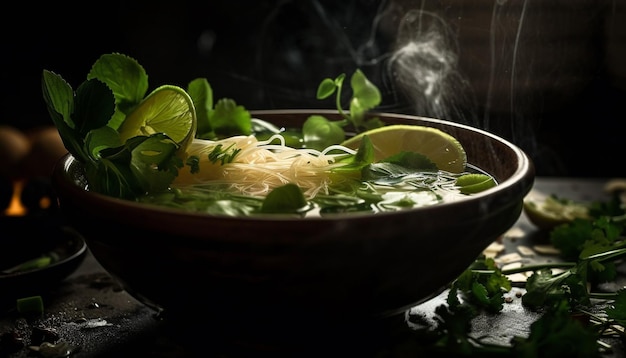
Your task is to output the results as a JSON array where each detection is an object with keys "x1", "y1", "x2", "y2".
[
  {"x1": 73, "y1": 79, "x2": 116, "y2": 138},
  {"x1": 87, "y1": 53, "x2": 149, "y2": 128},
  {"x1": 42, "y1": 70, "x2": 83, "y2": 161},
  {"x1": 41, "y1": 70, "x2": 74, "y2": 127}
]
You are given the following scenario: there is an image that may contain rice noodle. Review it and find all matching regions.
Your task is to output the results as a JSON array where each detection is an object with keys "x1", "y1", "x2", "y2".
[{"x1": 173, "y1": 134, "x2": 357, "y2": 198}]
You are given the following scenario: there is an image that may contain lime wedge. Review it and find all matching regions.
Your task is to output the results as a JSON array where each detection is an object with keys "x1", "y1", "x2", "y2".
[
  {"x1": 118, "y1": 85, "x2": 196, "y2": 153},
  {"x1": 523, "y1": 196, "x2": 590, "y2": 230},
  {"x1": 456, "y1": 173, "x2": 497, "y2": 194},
  {"x1": 341, "y1": 124, "x2": 467, "y2": 173}
]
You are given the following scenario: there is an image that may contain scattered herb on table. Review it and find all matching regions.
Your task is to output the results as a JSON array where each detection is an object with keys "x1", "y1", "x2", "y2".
[{"x1": 407, "y1": 190, "x2": 626, "y2": 357}]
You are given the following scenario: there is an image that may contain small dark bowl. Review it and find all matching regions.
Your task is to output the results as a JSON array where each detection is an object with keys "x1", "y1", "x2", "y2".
[
  {"x1": 0, "y1": 216, "x2": 87, "y2": 306},
  {"x1": 51, "y1": 110, "x2": 534, "y2": 344}
]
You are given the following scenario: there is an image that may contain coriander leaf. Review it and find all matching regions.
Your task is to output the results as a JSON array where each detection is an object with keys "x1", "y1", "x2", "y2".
[
  {"x1": 187, "y1": 77, "x2": 213, "y2": 139},
  {"x1": 510, "y1": 300, "x2": 601, "y2": 358},
  {"x1": 207, "y1": 143, "x2": 240, "y2": 164},
  {"x1": 452, "y1": 256, "x2": 510, "y2": 313},
  {"x1": 302, "y1": 115, "x2": 345, "y2": 150},
  {"x1": 522, "y1": 268, "x2": 590, "y2": 309},
  {"x1": 431, "y1": 295, "x2": 477, "y2": 354},
  {"x1": 589, "y1": 195, "x2": 626, "y2": 217},
  {"x1": 210, "y1": 98, "x2": 252, "y2": 137},
  {"x1": 551, "y1": 219, "x2": 596, "y2": 261},
  {"x1": 605, "y1": 288, "x2": 626, "y2": 326},
  {"x1": 185, "y1": 155, "x2": 200, "y2": 174},
  {"x1": 260, "y1": 184, "x2": 308, "y2": 214}
]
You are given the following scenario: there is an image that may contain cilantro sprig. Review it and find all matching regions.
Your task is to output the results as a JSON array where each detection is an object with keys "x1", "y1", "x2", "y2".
[{"x1": 406, "y1": 191, "x2": 626, "y2": 356}]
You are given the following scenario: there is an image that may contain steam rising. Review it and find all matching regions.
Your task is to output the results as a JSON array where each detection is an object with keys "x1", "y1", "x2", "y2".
[{"x1": 388, "y1": 9, "x2": 478, "y2": 128}]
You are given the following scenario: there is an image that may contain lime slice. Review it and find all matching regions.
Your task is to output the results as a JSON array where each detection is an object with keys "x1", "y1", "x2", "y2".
[
  {"x1": 523, "y1": 196, "x2": 590, "y2": 230},
  {"x1": 456, "y1": 173, "x2": 497, "y2": 194},
  {"x1": 118, "y1": 85, "x2": 197, "y2": 153},
  {"x1": 341, "y1": 124, "x2": 467, "y2": 173}
]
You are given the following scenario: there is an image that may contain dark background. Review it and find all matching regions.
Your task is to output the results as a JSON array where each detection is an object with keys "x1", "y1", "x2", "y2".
[{"x1": 2, "y1": 0, "x2": 625, "y2": 177}]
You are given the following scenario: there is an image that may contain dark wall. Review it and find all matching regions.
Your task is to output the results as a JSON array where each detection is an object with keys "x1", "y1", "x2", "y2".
[{"x1": 2, "y1": 0, "x2": 625, "y2": 177}]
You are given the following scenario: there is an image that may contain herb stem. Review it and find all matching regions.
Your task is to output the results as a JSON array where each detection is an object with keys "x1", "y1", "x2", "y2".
[{"x1": 497, "y1": 262, "x2": 576, "y2": 275}]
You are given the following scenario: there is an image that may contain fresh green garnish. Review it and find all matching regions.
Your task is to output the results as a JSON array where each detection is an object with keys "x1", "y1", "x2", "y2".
[
  {"x1": 2, "y1": 256, "x2": 53, "y2": 274},
  {"x1": 43, "y1": 51, "x2": 502, "y2": 220},
  {"x1": 42, "y1": 53, "x2": 252, "y2": 199},
  {"x1": 301, "y1": 69, "x2": 384, "y2": 150},
  {"x1": 406, "y1": 191, "x2": 626, "y2": 356}
]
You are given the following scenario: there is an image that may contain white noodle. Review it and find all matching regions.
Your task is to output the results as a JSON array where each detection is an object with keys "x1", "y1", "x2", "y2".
[{"x1": 173, "y1": 134, "x2": 355, "y2": 198}]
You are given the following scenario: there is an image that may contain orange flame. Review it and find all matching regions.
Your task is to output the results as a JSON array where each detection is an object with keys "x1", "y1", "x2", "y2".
[{"x1": 5, "y1": 180, "x2": 27, "y2": 216}]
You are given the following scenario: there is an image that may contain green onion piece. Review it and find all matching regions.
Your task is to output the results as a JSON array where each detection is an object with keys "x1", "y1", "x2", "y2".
[{"x1": 17, "y1": 295, "x2": 44, "y2": 315}]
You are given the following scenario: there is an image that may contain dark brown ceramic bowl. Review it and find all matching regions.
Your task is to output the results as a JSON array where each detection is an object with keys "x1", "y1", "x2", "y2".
[{"x1": 51, "y1": 110, "x2": 534, "y2": 343}]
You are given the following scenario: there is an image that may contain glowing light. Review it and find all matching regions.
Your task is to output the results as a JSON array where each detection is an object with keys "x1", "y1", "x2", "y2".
[{"x1": 5, "y1": 180, "x2": 26, "y2": 216}]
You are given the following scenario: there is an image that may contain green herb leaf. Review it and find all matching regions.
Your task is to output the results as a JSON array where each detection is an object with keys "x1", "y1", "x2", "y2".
[
  {"x1": 89, "y1": 134, "x2": 182, "y2": 199},
  {"x1": 87, "y1": 53, "x2": 148, "y2": 128},
  {"x1": 73, "y1": 79, "x2": 116, "y2": 138},
  {"x1": 522, "y1": 268, "x2": 590, "y2": 309},
  {"x1": 349, "y1": 69, "x2": 381, "y2": 128},
  {"x1": 316, "y1": 77, "x2": 339, "y2": 99},
  {"x1": 510, "y1": 300, "x2": 601, "y2": 358},
  {"x1": 210, "y1": 98, "x2": 252, "y2": 137},
  {"x1": 260, "y1": 184, "x2": 308, "y2": 214},
  {"x1": 41, "y1": 70, "x2": 84, "y2": 161},
  {"x1": 302, "y1": 115, "x2": 345, "y2": 150},
  {"x1": 187, "y1": 77, "x2": 213, "y2": 138},
  {"x1": 605, "y1": 288, "x2": 626, "y2": 326}
]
